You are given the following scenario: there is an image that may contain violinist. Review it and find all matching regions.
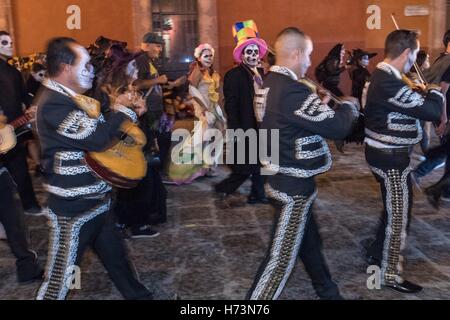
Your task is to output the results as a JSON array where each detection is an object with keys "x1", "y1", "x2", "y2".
[
  {"x1": 364, "y1": 30, "x2": 445, "y2": 294},
  {"x1": 247, "y1": 27, "x2": 358, "y2": 300}
]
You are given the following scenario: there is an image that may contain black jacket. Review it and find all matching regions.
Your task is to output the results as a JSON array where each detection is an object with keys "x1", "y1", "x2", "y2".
[
  {"x1": 365, "y1": 63, "x2": 443, "y2": 147},
  {"x1": 0, "y1": 59, "x2": 31, "y2": 121},
  {"x1": 36, "y1": 85, "x2": 130, "y2": 216},
  {"x1": 223, "y1": 64, "x2": 259, "y2": 131},
  {"x1": 223, "y1": 64, "x2": 260, "y2": 174},
  {"x1": 260, "y1": 66, "x2": 358, "y2": 179},
  {"x1": 351, "y1": 65, "x2": 371, "y2": 103}
]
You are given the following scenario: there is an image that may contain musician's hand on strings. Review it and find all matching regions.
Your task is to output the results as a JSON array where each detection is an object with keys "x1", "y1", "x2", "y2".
[
  {"x1": 25, "y1": 105, "x2": 38, "y2": 120},
  {"x1": 132, "y1": 97, "x2": 147, "y2": 117},
  {"x1": 318, "y1": 90, "x2": 331, "y2": 105}
]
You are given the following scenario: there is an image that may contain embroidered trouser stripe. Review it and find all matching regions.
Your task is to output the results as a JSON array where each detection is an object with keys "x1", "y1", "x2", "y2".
[
  {"x1": 250, "y1": 184, "x2": 316, "y2": 300},
  {"x1": 37, "y1": 203, "x2": 109, "y2": 300},
  {"x1": 370, "y1": 166, "x2": 411, "y2": 285}
]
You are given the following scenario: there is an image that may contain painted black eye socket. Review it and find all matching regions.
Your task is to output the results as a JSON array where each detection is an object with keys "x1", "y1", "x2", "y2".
[
  {"x1": 1, "y1": 40, "x2": 9, "y2": 46},
  {"x1": 245, "y1": 49, "x2": 259, "y2": 55}
]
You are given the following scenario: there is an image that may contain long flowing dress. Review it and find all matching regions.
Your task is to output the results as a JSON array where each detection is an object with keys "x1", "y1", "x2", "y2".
[{"x1": 167, "y1": 68, "x2": 226, "y2": 185}]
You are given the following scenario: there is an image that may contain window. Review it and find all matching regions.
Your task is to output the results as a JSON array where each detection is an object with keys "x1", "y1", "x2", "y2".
[{"x1": 152, "y1": 0, "x2": 198, "y2": 79}]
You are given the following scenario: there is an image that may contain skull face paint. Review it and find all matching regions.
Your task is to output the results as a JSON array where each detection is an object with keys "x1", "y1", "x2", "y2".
[
  {"x1": 126, "y1": 60, "x2": 139, "y2": 82},
  {"x1": 72, "y1": 46, "x2": 95, "y2": 90},
  {"x1": 31, "y1": 70, "x2": 46, "y2": 83},
  {"x1": 360, "y1": 55, "x2": 369, "y2": 67},
  {"x1": 242, "y1": 44, "x2": 260, "y2": 68},
  {"x1": 404, "y1": 46, "x2": 419, "y2": 74},
  {"x1": 199, "y1": 49, "x2": 214, "y2": 68},
  {"x1": 0, "y1": 35, "x2": 13, "y2": 58}
]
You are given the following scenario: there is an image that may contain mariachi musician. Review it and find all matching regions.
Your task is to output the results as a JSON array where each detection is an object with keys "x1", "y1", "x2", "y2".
[
  {"x1": 35, "y1": 37, "x2": 152, "y2": 300},
  {"x1": 364, "y1": 30, "x2": 445, "y2": 293}
]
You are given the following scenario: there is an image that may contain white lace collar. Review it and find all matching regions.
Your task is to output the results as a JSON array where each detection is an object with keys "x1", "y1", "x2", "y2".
[
  {"x1": 270, "y1": 65, "x2": 298, "y2": 81},
  {"x1": 376, "y1": 62, "x2": 402, "y2": 80},
  {"x1": 43, "y1": 78, "x2": 77, "y2": 97}
]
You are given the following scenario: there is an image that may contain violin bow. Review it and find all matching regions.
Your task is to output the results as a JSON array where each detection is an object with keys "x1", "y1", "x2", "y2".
[{"x1": 390, "y1": 13, "x2": 427, "y2": 86}]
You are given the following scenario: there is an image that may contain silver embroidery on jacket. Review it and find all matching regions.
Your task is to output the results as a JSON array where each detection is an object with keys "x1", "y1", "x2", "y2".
[
  {"x1": 365, "y1": 127, "x2": 423, "y2": 145},
  {"x1": 57, "y1": 110, "x2": 98, "y2": 140},
  {"x1": 388, "y1": 86, "x2": 425, "y2": 109},
  {"x1": 44, "y1": 181, "x2": 112, "y2": 198},
  {"x1": 387, "y1": 112, "x2": 419, "y2": 132},
  {"x1": 295, "y1": 135, "x2": 329, "y2": 160},
  {"x1": 294, "y1": 93, "x2": 335, "y2": 122}
]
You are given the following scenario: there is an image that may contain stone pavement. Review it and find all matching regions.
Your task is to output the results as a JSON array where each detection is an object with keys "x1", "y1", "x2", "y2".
[{"x1": 0, "y1": 143, "x2": 449, "y2": 300}]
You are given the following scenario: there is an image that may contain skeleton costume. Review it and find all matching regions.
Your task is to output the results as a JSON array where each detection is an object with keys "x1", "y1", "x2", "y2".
[
  {"x1": 35, "y1": 45, "x2": 152, "y2": 300},
  {"x1": 248, "y1": 65, "x2": 359, "y2": 300},
  {"x1": 0, "y1": 31, "x2": 41, "y2": 213},
  {"x1": 215, "y1": 20, "x2": 269, "y2": 202},
  {"x1": 167, "y1": 43, "x2": 226, "y2": 185},
  {"x1": 364, "y1": 62, "x2": 443, "y2": 288}
]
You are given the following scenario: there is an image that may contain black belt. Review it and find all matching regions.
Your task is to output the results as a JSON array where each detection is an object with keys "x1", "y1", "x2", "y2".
[{"x1": 366, "y1": 144, "x2": 409, "y2": 155}]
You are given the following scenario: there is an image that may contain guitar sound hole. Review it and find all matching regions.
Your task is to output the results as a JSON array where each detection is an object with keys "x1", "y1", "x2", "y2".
[{"x1": 122, "y1": 135, "x2": 135, "y2": 145}]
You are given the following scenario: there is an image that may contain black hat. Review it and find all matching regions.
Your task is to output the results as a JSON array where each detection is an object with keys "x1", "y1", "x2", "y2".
[
  {"x1": 142, "y1": 32, "x2": 164, "y2": 45},
  {"x1": 352, "y1": 48, "x2": 377, "y2": 60}
]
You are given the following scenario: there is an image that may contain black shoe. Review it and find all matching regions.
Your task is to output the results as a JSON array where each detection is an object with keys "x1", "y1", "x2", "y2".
[
  {"x1": 384, "y1": 279, "x2": 423, "y2": 294},
  {"x1": 425, "y1": 187, "x2": 440, "y2": 210},
  {"x1": 17, "y1": 252, "x2": 44, "y2": 284},
  {"x1": 18, "y1": 268, "x2": 44, "y2": 284},
  {"x1": 247, "y1": 195, "x2": 270, "y2": 205},
  {"x1": 130, "y1": 225, "x2": 160, "y2": 239}
]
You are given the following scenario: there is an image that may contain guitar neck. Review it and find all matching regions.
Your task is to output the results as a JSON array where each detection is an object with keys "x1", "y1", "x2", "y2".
[{"x1": 9, "y1": 114, "x2": 32, "y2": 130}]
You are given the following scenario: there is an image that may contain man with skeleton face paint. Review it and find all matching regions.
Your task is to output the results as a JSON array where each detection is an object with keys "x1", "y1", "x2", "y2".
[
  {"x1": 35, "y1": 37, "x2": 152, "y2": 300},
  {"x1": 215, "y1": 20, "x2": 270, "y2": 204},
  {"x1": 364, "y1": 30, "x2": 445, "y2": 294},
  {"x1": 0, "y1": 30, "x2": 42, "y2": 215}
]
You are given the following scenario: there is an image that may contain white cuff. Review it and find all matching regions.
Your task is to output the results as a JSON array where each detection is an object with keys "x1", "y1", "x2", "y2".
[{"x1": 429, "y1": 89, "x2": 445, "y2": 103}]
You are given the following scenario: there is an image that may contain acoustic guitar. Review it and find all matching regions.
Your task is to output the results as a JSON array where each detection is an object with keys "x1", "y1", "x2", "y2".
[
  {"x1": 44, "y1": 79, "x2": 148, "y2": 189},
  {"x1": 0, "y1": 113, "x2": 33, "y2": 154},
  {"x1": 0, "y1": 122, "x2": 16, "y2": 154},
  {"x1": 84, "y1": 120, "x2": 148, "y2": 189}
]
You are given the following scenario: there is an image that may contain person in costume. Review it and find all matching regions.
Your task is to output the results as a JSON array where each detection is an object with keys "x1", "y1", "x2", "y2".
[
  {"x1": 167, "y1": 43, "x2": 226, "y2": 184},
  {"x1": 0, "y1": 31, "x2": 42, "y2": 215},
  {"x1": 0, "y1": 115, "x2": 44, "y2": 284},
  {"x1": 35, "y1": 37, "x2": 152, "y2": 300},
  {"x1": 215, "y1": 20, "x2": 269, "y2": 205},
  {"x1": 364, "y1": 30, "x2": 445, "y2": 293},
  {"x1": 247, "y1": 27, "x2": 359, "y2": 300},
  {"x1": 98, "y1": 47, "x2": 165, "y2": 238},
  {"x1": 350, "y1": 48, "x2": 377, "y2": 105},
  {"x1": 420, "y1": 30, "x2": 450, "y2": 208},
  {"x1": 315, "y1": 43, "x2": 347, "y2": 98}
]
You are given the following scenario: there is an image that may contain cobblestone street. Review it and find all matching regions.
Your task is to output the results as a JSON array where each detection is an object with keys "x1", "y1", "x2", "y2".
[{"x1": 0, "y1": 143, "x2": 449, "y2": 300}]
